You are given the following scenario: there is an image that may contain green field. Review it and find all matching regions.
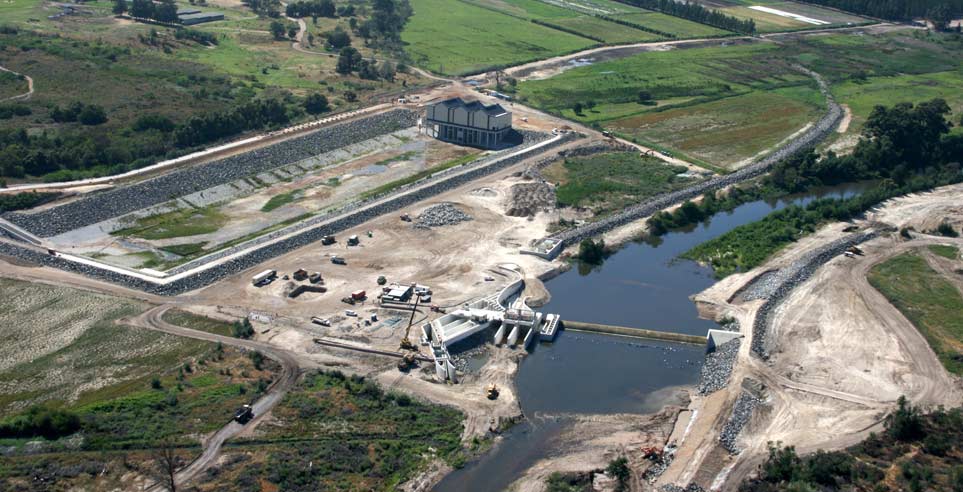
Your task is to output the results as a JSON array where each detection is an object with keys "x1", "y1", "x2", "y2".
[
  {"x1": 869, "y1": 251, "x2": 963, "y2": 375},
  {"x1": 928, "y1": 244, "x2": 961, "y2": 260},
  {"x1": 686, "y1": 0, "x2": 869, "y2": 32},
  {"x1": 611, "y1": 86, "x2": 823, "y2": 168},
  {"x1": 543, "y1": 151, "x2": 695, "y2": 215},
  {"x1": 550, "y1": 15, "x2": 663, "y2": 43},
  {"x1": 402, "y1": 0, "x2": 596, "y2": 75},
  {"x1": 617, "y1": 11, "x2": 729, "y2": 37}
]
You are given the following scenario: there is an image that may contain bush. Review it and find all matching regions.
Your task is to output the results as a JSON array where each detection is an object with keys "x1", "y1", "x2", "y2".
[
  {"x1": 151, "y1": 377, "x2": 162, "y2": 389},
  {"x1": 606, "y1": 456, "x2": 630, "y2": 492},
  {"x1": 887, "y1": 396, "x2": 925, "y2": 442},
  {"x1": 0, "y1": 406, "x2": 81, "y2": 440},
  {"x1": 232, "y1": 318, "x2": 255, "y2": 339},
  {"x1": 937, "y1": 221, "x2": 959, "y2": 237},
  {"x1": 577, "y1": 238, "x2": 606, "y2": 265},
  {"x1": 77, "y1": 104, "x2": 108, "y2": 125},
  {"x1": 304, "y1": 93, "x2": 329, "y2": 114}
]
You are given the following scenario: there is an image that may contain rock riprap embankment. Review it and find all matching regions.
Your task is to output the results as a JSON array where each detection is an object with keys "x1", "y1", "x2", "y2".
[{"x1": 698, "y1": 338, "x2": 741, "y2": 395}]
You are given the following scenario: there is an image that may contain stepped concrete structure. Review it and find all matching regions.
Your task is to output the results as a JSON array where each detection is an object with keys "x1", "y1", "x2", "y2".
[{"x1": 425, "y1": 97, "x2": 511, "y2": 149}]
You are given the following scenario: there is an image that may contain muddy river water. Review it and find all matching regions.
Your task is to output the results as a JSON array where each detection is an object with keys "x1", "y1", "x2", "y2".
[{"x1": 434, "y1": 183, "x2": 868, "y2": 492}]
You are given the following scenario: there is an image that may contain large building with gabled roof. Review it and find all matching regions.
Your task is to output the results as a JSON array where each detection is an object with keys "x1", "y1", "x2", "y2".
[{"x1": 424, "y1": 97, "x2": 512, "y2": 149}]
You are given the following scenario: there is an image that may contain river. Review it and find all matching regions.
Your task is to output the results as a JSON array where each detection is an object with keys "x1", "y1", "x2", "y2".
[{"x1": 434, "y1": 183, "x2": 869, "y2": 492}]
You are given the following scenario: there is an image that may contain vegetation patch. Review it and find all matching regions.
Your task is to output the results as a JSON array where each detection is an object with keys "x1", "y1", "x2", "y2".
[
  {"x1": 195, "y1": 369, "x2": 464, "y2": 491},
  {"x1": 928, "y1": 244, "x2": 960, "y2": 260},
  {"x1": 544, "y1": 151, "x2": 693, "y2": 215},
  {"x1": 869, "y1": 251, "x2": 963, "y2": 375},
  {"x1": 161, "y1": 309, "x2": 236, "y2": 337},
  {"x1": 261, "y1": 189, "x2": 305, "y2": 212},
  {"x1": 112, "y1": 206, "x2": 228, "y2": 240},
  {"x1": 360, "y1": 151, "x2": 481, "y2": 199}
]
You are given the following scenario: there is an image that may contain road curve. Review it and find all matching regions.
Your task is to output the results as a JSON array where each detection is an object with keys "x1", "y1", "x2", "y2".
[
  {"x1": 129, "y1": 305, "x2": 304, "y2": 491},
  {"x1": 0, "y1": 65, "x2": 34, "y2": 102}
]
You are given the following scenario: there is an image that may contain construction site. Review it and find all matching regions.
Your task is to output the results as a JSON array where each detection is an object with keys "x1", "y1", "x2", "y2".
[{"x1": 2, "y1": 25, "x2": 963, "y2": 492}]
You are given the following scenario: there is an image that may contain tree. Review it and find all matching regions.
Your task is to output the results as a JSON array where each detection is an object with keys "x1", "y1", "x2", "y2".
[
  {"x1": 130, "y1": 0, "x2": 155, "y2": 18},
  {"x1": 577, "y1": 238, "x2": 606, "y2": 265},
  {"x1": 326, "y1": 26, "x2": 351, "y2": 49},
  {"x1": 148, "y1": 438, "x2": 180, "y2": 492},
  {"x1": 886, "y1": 396, "x2": 924, "y2": 442},
  {"x1": 572, "y1": 102, "x2": 583, "y2": 115},
  {"x1": 112, "y1": 0, "x2": 127, "y2": 15},
  {"x1": 232, "y1": 318, "x2": 255, "y2": 339},
  {"x1": 606, "y1": 456, "x2": 630, "y2": 492},
  {"x1": 378, "y1": 61, "x2": 395, "y2": 82},
  {"x1": 304, "y1": 93, "x2": 329, "y2": 114},
  {"x1": 270, "y1": 20, "x2": 287, "y2": 40},
  {"x1": 287, "y1": 25, "x2": 298, "y2": 39},
  {"x1": 77, "y1": 105, "x2": 107, "y2": 125},
  {"x1": 154, "y1": 0, "x2": 178, "y2": 23},
  {"x1": 637, "y1": 90, "x2": 653, "y2": 104},
  {"x1": 336, "y1": 46, "x2": 361, "y2": 74}
]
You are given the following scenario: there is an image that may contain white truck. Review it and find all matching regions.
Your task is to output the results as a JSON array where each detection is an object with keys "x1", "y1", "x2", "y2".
[{"x1": 252, "y1": 269, "x2": 277, "y2": 286}]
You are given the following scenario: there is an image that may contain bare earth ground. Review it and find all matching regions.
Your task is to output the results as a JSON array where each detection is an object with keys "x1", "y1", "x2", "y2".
[{"x1": 661, "y1": 183, "x2": 963, "y2": 491}]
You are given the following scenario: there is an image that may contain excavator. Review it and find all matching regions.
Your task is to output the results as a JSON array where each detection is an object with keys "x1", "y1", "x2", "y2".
[
  {"x1": 486, "y1": 383, "x2": 499, "y2": 400},
  {"x1": 398, "y1": 295, "x2": 421, "y2": 370}
]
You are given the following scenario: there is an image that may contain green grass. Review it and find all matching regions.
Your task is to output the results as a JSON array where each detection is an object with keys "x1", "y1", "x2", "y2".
[
  {"x1": 402, "y1": 0, "x2": 595, "y2": 75},
  {"x1": 617, "y1": 11, "x2": 729, "y2": 37},
  {"x1": 159, "y1": 242, "x2": 208, "y2": 257},
  {"x1": 609, "y1": 86, "x2": 823, "y2": 169},
  {"x1": 543, "y1": 151, "x2": 694, "y2": 215},
  {"x1": 161, "y1": 309, "x2": 236, "y2": 337},
  {"x1": 112, "y1": 206, "x2": 228, "y2": 240},
  {"x1": 261, "y1": 189, "x2": 304, "y2": 212},
  {"x1": 360, "y1": 151, "x2": 482, "y2": 199},
  {"x1": 550, "y1": 16, "x2": 663, "y2": 43},
  {"x1": 869, "y1": 252, "x2": 963, "y2": 375},
  {"x1": 928, "y1": 244, "x2": 960, "y2": 260}
]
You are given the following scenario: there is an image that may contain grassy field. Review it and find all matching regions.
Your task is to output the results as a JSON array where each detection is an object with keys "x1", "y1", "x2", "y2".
[
  {"x1": 193, "y1": 370, "x2": 464, "y2": 491},
  {"x1": 928, "y1": 244, "x2": 960, "y2": 260},
  {"x1": 162, "y1": 309, "x2": 236, "y2": 337},
  {"x1": 402, "y1": 0, "x2": 595, "y2": 75},
  {"x1": 617, "y1": 11, "x2": 729, "y2": 37},
  {"x1": 686, "y1": 0, "x2": 869, "y2": 32},
  {"x1": 543, "y1": 151, "x2": 694, "y2": 215},
  {"x1": 610, "y1": 86, "x2": 823, "y2": 168},
  {"x1": 469, "y1": 0, "x2": 663, "y2": 42},
  {"x1": 869, "y1": 251, "x2": 963, "y2": 375}
]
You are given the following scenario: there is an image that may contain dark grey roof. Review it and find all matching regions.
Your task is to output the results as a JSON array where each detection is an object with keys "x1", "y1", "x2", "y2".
[{"x1": 436, "y1": 97, "x2": 507, "y2": 116}]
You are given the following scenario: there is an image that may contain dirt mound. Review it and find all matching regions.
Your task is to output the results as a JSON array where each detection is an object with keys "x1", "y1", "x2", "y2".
[{"x1": 506, "y1": 182, "x2": 555, "y2": 217}]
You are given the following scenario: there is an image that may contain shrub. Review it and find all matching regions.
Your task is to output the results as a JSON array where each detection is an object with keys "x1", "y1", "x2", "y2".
[
  {"x1": 606, "y1": 456, "x2": 630, "y2": 492},
  {"x1": 937, "y1": 221, "x2": 959, "y2": 237},
  {"x1": 887, "y1": 396, "x2": 925, "y2": 442},
  {"x1": 577, "y1": 238, "x2": 606, "y2": 265},
  {"x1": 232, "y1": 318, "x2": 255, "y2": 339},
  {"x1": 151, "y1": 377, "x2": 162, "y2": 389},
  {"x1": 0, "y1": 406, "x2": 81, "y2": 440}
]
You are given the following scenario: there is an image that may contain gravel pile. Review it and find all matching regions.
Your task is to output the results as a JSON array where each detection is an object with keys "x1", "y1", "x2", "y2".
[
  {"x1": 4, "y1": 109, "x2": 420, "y2": 237},
  {"x1": 0, "y1": 132, "x2": 578, "y2": 295},
  {"x1": 660, "y1": 484, "x2": 705, "y2": 492},
  {"x1": 545, "y1": 67, "x2": 844, "y2": 250},
  {"x1": 720, "y1": 390, "x2": 764, "y2": 453},
  {"x1": 505, "y1": 182, "x2": 555, "y2": 217},
  {"x1": 749, "y1": 231, "x2": 878, "y2": 357},
  {"x1": 698, "y1": 338, "x2": 741, "y2": 395},
  {"x1": 415, "y1": 203, "x2": 473, "y2": 228}
]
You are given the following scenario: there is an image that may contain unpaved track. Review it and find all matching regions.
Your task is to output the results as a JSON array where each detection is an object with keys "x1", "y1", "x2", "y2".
[
  {"x1": 129, "y1": 305, "x2": 305, "y2": 491},
  {"x1": 0, "y1": 65, "x2": 33, "y2": 102}
]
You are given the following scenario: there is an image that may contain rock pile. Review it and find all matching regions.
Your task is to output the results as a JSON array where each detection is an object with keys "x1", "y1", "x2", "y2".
[
  {"x1": 698, "y1": 338, "x2": 741, "y2": 395},
  {"x1": 720, "y1": 389, "x2": 764, "y2": 453},
  {"x1": 5, "y1": 109, "x2": 420, "y2": 237},
  {"x1": 660, "y1": 484, "x2": 706, "y2": 492},
  {"x1": 505, "y1": 182, "x2": 555, "y2": 217},
  {"x1": 415, "y1": 203, "x2": 472, "y2": 228}
]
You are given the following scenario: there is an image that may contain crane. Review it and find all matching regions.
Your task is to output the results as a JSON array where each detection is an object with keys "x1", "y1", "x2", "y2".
[{"x1": 399, "y1": 293, "x2": 421, "y2": 351}]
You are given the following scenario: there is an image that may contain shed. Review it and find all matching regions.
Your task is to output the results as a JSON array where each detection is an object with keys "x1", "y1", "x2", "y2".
[{"x1": 179, "y1": 12, "x2": 224, "y2": 25}]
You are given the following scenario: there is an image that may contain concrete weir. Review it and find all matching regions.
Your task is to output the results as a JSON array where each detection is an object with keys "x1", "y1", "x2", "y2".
[{"x1": 562, "y1": 320, "x2": 706, "y2": 345}]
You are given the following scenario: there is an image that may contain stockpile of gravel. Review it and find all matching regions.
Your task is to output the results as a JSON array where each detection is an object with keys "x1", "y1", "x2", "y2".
[
  {"x1": 5, "y1": 109, "x2": 420, "y2": 237},
  {"x1": 0, "y1": 132, "x2": 578, "y2": 295},
  {"x1": 749, "y1": 231, "x2": 878, "y2": 358},
  {"x1": 720, "y1": 390, "x2": 764, "y2": 453},
  {"x1": 415, "y1": 203, "x2": 472, "y2": 228},
  {"x1": 506, "y1": 182, "x2": 555, "y2": 217},
  {"x1": 698, "y1": 338, "x2": 741, "y2": 395},
  {"x1": 546, "y1": 68, "x2": 844, "y2": 250},
  {"x1": 660, "y1": 484, "x2": 705, "y2": 492}
]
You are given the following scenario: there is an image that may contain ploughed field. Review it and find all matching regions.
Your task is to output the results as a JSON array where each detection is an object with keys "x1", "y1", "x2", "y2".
[{"x1": 684, "y1": 0, "x2": 869, "y2": 31}]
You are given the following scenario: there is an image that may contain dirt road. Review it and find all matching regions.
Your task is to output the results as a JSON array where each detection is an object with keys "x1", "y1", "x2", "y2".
[
  {"x1": 0, "y1": 65, "x2": 33, "y2": 102},
  {"x1": 129, "y1": 305, "x2": 305, "y2": 491}
]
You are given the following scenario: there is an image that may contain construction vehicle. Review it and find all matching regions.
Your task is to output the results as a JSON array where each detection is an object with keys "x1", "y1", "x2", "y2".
[
  {"x1": 351, "y1": 290, "x2": 366, "y2": 301},
  {"x1": 430, "y1": 304, "x2": 445, "y2": 313},
  {"x1": 397, "y1": 352, "x2": 417, "y2": 371},
  {"x1": 345, "y1": 310, "x2": 357, "y2": 317},
  {"x1": 234, "y1": 404, "x2": 254, "y2": 424},
  {"x1": 399, "y1": 295, "x2": 421, "y2": 351},
  {"x1": 331, "y1": 256, "x2": 346, "y2": 265},
  {"x1": 309, "y1": 272, "x2": 323, "y2": 284},
  {"x1": 400, "y1": 213, "x2": 412, "y2": 222},
  {"x1": 641, "y1": 446, "x2": 663, "y2": 460},
  {"x1": 293, "y1": 269, "x2": 308, "y2": 281},
  {"x1": 341, "y1": 296, "x2": 356, "y2": 305},
  {"x1": 486, "y1": 383, "x2": 499, "y2": 400},
  {"x1": 347, "y1": 235, "x2": 360, "y2": 246},
  {"x1": 847, "y1": 246, "x2": 864, "y2": 256},
  {"x1": 602, "y1": 130, "x2": 613, "y2": 138},
  {"x1": 311, "y1": 316, "x2": 331, "y2": 326},
  {"x1": 321, "y1": 235, "x2": 336, "y2": 245}
]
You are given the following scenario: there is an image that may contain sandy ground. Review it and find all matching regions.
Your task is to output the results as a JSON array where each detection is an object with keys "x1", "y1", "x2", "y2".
[{"x1": 660, "y1": 183, "x2": 963, "y2": 491}]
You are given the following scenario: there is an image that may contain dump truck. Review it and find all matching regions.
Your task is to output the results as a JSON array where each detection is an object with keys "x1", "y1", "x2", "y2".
[
  {"x1": 347, "y1": 235, "x2": 360, "y2": 246},
  {"x1": 321, "y1": 235, "x2": 336, "y2": 245},
  {"x1": 293, "y1": 269, "x2": 308, "y2": 281},
  {"x1": 309, "y1": 272, "x2": 322, "y2": 283}
]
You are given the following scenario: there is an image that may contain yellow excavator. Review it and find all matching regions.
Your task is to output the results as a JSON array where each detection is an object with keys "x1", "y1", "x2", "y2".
[
  {"x1": 399, "y1": 294, "x2": 421, "y2": 351},
  {"x1": 486, "y1": 383, "x2": 499, "y2": 400}
]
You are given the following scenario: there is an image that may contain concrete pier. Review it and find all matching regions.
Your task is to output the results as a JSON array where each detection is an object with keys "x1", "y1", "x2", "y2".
[{"x1": 562, "y1": 320, "x2": 706, "y2": 345}]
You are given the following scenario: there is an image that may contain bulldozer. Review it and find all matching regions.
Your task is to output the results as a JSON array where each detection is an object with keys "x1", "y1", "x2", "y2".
[{"x1": 486, "y1": 383, "x2": 499, "y2": 400}]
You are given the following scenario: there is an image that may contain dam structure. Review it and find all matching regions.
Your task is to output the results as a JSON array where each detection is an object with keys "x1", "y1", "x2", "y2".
[{"x1": 421, "y1": 277, "x2": 560, "y2": 381}]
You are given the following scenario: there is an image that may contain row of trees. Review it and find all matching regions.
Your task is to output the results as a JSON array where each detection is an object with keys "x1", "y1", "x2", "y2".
[
  {"x1": 173, "y1": 96, "x2": 290, "y2": 147},
  {"x1": 336, "y1": 47, "x2": 397, "y2": 81},
  {"x1": 284, "y1": 0, "x2": 337, "y2": 19},
  {"x1": 621, "y1": 0, "x2": 755, "y2": 34},
  {"x1": 115, "y1": 0, "x2": 180, "y2": 23},
  {"x1": 50, "y1": 102, "x2": 108, "y2": 126},
  {"x1": 797, "y1": 0, "x2": 961, "y2": 26}
]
